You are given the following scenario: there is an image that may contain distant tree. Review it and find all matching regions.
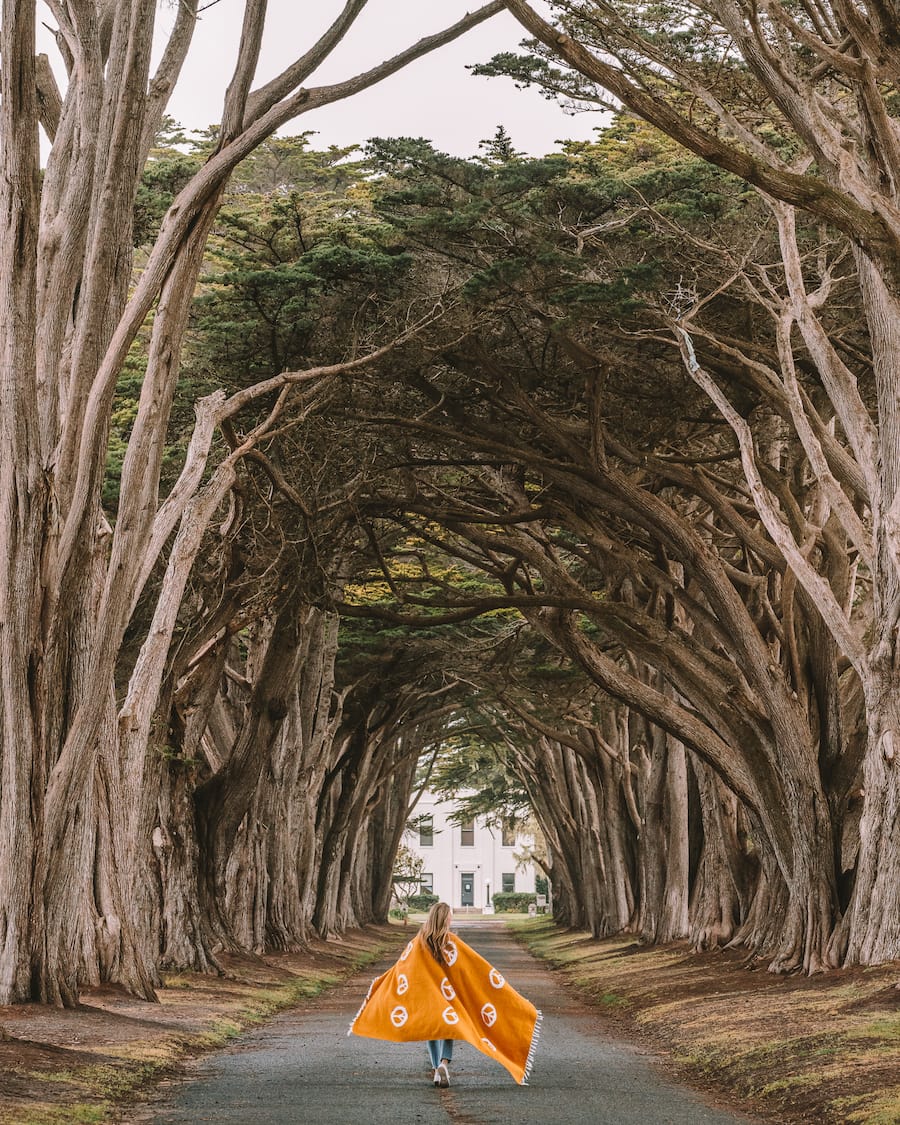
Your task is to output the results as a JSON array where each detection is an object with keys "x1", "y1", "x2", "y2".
[
  {"x1": 392, "y1": 843, "x2": 426, "y2": 912},
  {"x1": 133, "y1": 117, "x2": 202, "y2": 246},
  {"x1": 477, "y1": 124, "x2": 523, "y2": 164}
]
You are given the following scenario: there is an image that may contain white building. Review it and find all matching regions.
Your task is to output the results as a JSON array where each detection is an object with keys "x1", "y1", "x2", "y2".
[{"x1": 405, "y1": 791, "x2": 536, "y2": 912}]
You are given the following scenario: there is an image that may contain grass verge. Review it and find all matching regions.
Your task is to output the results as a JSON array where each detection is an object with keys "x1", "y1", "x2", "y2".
[
  {"x1": 0, "y1": 925, "x2": 405, "y2": 1125},
  {"x1": 509, "y1": 917, "x2": 900, "y2": 1125}
]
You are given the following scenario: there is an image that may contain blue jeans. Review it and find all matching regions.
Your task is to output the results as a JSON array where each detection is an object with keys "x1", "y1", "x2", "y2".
[{"x1": 427, "y1": 1039, "x2": 454, "y2": 1067}]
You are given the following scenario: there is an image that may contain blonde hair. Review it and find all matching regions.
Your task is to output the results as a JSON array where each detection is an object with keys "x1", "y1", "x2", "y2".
[{"x1": 421, "y1": 901, "x2": 452, "y2": 965}]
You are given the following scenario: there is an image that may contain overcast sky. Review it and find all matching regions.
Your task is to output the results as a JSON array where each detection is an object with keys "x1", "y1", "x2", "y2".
[{"x1": 37, "y1": 1, "x2": 606, "y2": 157}]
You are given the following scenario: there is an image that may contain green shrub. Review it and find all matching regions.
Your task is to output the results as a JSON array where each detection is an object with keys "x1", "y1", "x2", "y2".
[
  {"x1": 406, "y1": 893, "x2": 439, "y2": 912},
  {"x1": 491, "y1": 892, "x2": 537, "y2": 913}
]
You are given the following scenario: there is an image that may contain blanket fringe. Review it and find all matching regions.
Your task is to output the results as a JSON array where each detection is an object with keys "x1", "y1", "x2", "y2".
[
  {"x1": 346, "y1": 978, "x2": 376, "y2": 1037},
  {"x1": 520, "y1": 1009, "x2": 543, "y2": 1085}
]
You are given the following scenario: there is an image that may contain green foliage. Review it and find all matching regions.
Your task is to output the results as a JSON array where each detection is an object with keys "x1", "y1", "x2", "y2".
[
  {"x1": 365, "y1": 114, "x2": 756, "y2": 344},
  {"x1": 229, "y1": 134, "x2": 365, "y2": 196},
  {"x1": 430, "y1": 733, "x2": 532, "y2": 825},
  {"x1": 186, "y1": 144, "x2": 411, "y2": 394},
  {"x1": 133, "y1": 117, "x2": 201, "y2": 246},
  {"x1": 477, "y1": 125, "x2": 524, "y2": 165},
  {"x1": 102, "y1": 347, "x2": 146, "y2": 511},
  {"x1": 407, "y1": 893, "x2": 439, "y2": 912},
  {"x1": 470, "y1": 50, "x2": 602, "y2": 108},
  {"x1": 102, "y1": 327, "x2": 199, "y2": 515},
  {"x1": 491, "y1": 892, "x2": 537, "y2": 913},
  {"x1": 392, "y1": 843, "x2": 426, "y2": 911}
]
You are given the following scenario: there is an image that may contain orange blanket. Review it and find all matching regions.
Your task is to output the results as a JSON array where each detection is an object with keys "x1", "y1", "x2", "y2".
[{"x1": 348, "y1": 930, "x2": 541, "y2": 1085}]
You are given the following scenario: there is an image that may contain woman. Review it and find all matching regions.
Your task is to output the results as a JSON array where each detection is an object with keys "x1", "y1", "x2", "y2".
[
  {"x1": 422, "y1": 901, "x2": 455, "y2": 1087},
  {"x1": 349, "y1": 901, "x2": 541, "y2": 1087}
]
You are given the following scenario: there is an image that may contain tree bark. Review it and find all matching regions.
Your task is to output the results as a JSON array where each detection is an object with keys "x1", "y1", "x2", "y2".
[
  {"x1": 194, "y1": 600, "x2": 308, "y2": 952},
  {"x1": 0, "y1": 0, "x2": 49, "y2": 1005}
]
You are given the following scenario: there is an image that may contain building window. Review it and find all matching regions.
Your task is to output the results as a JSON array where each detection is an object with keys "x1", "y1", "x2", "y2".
[
  {"x1": 502, "y1": 872, "x2": 515, "y2": 893},
  {"x1": 419, "y1": 816, "x2": 433, "y2": 847},
  {"x1": 420, "y1": 872, "x2": 433, "y2": 894},
  {"x1": 501, "y1": 820, "x2": 516, "y2": 847},
  {"x1": 460, "y1": 818, "x2": 475, "y2": 847}
]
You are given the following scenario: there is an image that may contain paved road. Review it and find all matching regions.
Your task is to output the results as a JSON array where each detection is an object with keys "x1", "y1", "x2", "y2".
[{"x1": 139, "y1": 922, "x2": 755, "y2": 1124}]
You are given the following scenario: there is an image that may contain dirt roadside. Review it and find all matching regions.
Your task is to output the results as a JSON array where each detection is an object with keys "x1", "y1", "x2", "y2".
[
  {"x1": 511, "y1": 918, "x2": 900, "y2": 1125},
  {"x1": 0, "y1": 925, "x2": 409, "y2": 1125}
]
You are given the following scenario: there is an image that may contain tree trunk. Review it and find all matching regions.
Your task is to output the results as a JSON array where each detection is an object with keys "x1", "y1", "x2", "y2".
[
  {"x1": 313, "y1": 729, "x2": 378, "y2": 937},
  {"x1": 368, "y1": 755, "x2": 419, "y2": 922},
  {"x1": 265, "y1": 611, "x2": 342, "y2": 950},
  {"x1": 0, "y1": 0, "x2": 44, "y2": 1006},
  {"x1": 689, "y1": 758, "x2": 748, "y2": 951},
  {"x1": 840, "y1": 678, "x2": 900, "y2": 964},
  {"x1": 194, "y1": 602, "x2": 307, "y2": 952}
]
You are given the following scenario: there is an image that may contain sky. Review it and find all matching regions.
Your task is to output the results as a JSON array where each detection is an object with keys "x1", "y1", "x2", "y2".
[{"x1": 36, "y1": 1, "x2": 607, "y2": 158}]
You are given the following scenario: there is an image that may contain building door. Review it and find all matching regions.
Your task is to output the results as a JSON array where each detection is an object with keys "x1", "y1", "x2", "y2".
[{"x1": 460, "y1": 872, "x2": 475, "y2": 907}]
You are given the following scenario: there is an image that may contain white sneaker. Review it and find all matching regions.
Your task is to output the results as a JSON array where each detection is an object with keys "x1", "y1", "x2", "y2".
[{"x1": 436, "y1": 1062, "x2": 450, "y2": 1088}]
